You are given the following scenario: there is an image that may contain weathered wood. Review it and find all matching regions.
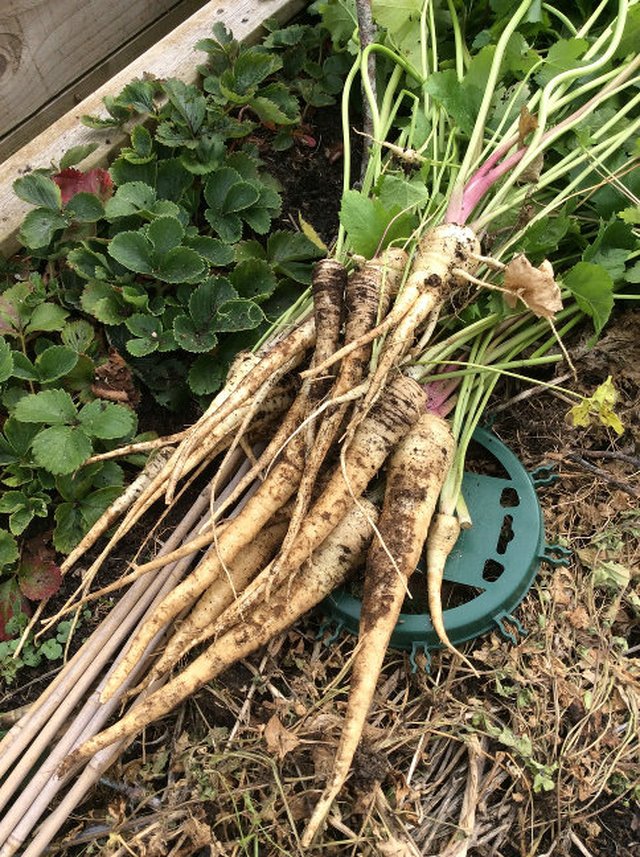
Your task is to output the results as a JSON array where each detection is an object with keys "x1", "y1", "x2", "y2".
[
  {"x1": 0, "y1": 1, "x2": 210, "y2": 161},
  {"x1": 0, "y1": 0, "x2": 306, "y2": 258},
  {"x1": 0, "y1": 0, "x2": 182, "y2": 135}
]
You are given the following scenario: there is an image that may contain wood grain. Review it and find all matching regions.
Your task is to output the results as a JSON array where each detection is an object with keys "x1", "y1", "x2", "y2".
[
  {"x1": 0, "y1": 1, "x2": 180, "y2": 133},
  {"x1": 0, "y1": 1, "x2": 210, "y2": 161},
  {"x1": 0, "y1": 0, "x2": 306, "y2": 257}
]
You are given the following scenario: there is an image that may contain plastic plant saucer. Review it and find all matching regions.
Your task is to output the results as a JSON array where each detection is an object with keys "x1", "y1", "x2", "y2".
[{"x1": 320, "y1": 427, "x2": 570, "y2": 667}]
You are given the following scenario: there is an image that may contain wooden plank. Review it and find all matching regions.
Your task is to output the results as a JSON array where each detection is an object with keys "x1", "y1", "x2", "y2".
[
  {"x1": 0, "y1": 0, "x2": 211, "y2": 161},
  {"x1": 0, "y1": 0, "x2": 182, "y2": 134},
  {"x1": 0, "y1": 0, "x2": 306, "y2": 258}
]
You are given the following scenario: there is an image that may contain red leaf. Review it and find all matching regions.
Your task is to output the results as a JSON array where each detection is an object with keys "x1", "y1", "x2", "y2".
[
  {"x1": 52, "y1": 167, "x2": 113, "y2": 204},
  {"x1": 0, "y1": 579, "x2": 31, "y2": 642},
  {"x1": 18, "y1": 535, "x2": 62, "y2": 601}
]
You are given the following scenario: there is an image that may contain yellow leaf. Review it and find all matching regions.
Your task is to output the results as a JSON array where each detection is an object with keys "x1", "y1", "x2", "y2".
[
  {"x1": 567, "y1": 376, "x2": 624, "y2": 435},
  {"x1": 298, "y1": 214, "x2": 327, "y2": 252}
]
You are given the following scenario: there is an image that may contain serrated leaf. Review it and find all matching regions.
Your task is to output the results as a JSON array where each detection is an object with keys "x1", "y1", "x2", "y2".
[
  {"x1": 186, "y1": 236, "x2": 234, "y2": 266},
  {"x1": 19, "y1": 208, "x2": 68, "y2": 249},
  {"x1": 563, "y1": 262, "x2": 614, "y2": 336},
  {"x1": 104, "y1": 182, "x2": 156, "y2": 219},
  {"x1": 213, "y1": 299, "x2": 263, "y2": 332},
  {"x1": 10, "y1": 351, "x2": 38, "y2": 381},
  {"x1": 14, "y1": 389, "x2": 77, "y2": 425},
  {"x1": 173, "y1": 315, "x2": 218, "y2": 352},
  {"x1": 156, "y1": 246, "x2": 205, "y2": 283},
  {"x1": 108, "y1": 231, "x2": 154, "y2": 274},
  {"x1": 127, "y1": 337, "x2": 159, "y2": 357},
  {"x1": 163, "y1": 79, "x2": 206, "y2": 134},
  {"x1": 65, "y1": 192, "x2": 105, "y2": 222},
  {"x1": 229, "y1": 51, "x2": 281, "y2": 96},
  {"x1": 13, "y1": 173, "x2": 62, "y2": 210},
  {"x1": 81, "y1": 282, "x2": 129, "y2": 325},
  {"x1": 187, "y1": 354, "x2": 227, "y2": 395},
  {"x1": 35, "y1": 345, "x2": 79, "y2": 382},
  {"x1": 340, "y1": 190, "x2": 415, "y2": 258},
  {"x1": 267, "y1": 230, "x2": 323, "y2": 282},
  {"x1": 67, "y1": 246, "x2": 113, "y2": 280},
  {"x1": 78, "y1": 400, "x2": 136, "y2": 439},
  {"x1": 205, "y1": 210, "x2": 243, "y2": 243},
  {"x1": 130, "y1": 124, "x2": 153, "y2": 158},
  {"x1": 60, "y1": 143, "x2": 99, "y2": 170},
  {"x1": 223, "y1": 182, "x2": 260, "y2": 214},
  {"x1": 204, "y1": 167, "x2": 243, "y2": 210},
  {"x1": 231, "y1": 259, "x2": 277, "y2": 302},
  {"x1": 0, "y1": 578, "x2": 28, "y2": 641},
  {"x1": 0, "y1": 530, "x2": 19, "y2": 569},
  {"x1": 0, "y1": 337, "x2": 14, "y2": 383},
  {"x1": 536, "y1": 38, "x2": 588, "y2": 87},
  {"x1": 31, "y1": 426, "x2": 92, "y2": 474},
  {"x1": 25, "y1": 302, "x2": 69, "y2": 334},
  {"x1": 60, "y1": 320, "x2": 94, "y2": 354},
  {"x1": 379, "y1": 174, "x2": 429, "y2": 211},
  {"x1": 146, "y1": 216, "x2": 184, "y2": 256}
]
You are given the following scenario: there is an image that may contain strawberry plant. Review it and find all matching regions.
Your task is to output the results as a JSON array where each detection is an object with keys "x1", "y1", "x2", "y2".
[{"x1": 0, "y1": 13, "x2": 348, "y2": 644}]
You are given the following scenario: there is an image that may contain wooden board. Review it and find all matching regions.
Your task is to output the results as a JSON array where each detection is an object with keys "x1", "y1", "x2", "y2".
[
  {"x1": 0, "y1": 0, "x2": 306, "y2": 257},
  {"x1": 1, "y1": 0, "x2": 183, "y2": 136},
  {"x1": 0, "y1": 1, "x2": 211, "y2": 161}
]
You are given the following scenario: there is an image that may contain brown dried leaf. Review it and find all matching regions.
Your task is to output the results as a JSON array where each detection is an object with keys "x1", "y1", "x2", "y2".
[
  {"x1": 503, "y1": 255, "x2": 563, "y2": 319},
  {"x1": 263, "y1": 714, "x2": 299, "y2": 761},
  {"x1": 518, "y1": 106, "x2": 538, "y2": 146}
]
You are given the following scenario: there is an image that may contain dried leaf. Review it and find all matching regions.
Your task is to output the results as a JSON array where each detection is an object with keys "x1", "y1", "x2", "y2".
[
  {"x1": 518, "y1": 106, "x2": 538, "y2": 146},
  {"x1": 263, "y1": 714, "x2": 299, "y2": 761},
  {"x1": 503, "y1": 255, "x2": 563, "y2": 319}
]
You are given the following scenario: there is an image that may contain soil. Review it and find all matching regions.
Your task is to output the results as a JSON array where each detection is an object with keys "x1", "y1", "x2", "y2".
[{"x1": 2, "y1": 95, "x2": 639, "y2": 857}]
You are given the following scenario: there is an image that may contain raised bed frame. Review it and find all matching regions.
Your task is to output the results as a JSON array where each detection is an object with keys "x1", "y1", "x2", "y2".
[{"x1": 0, "y1": 0, "x2": 306, "y2": 259}]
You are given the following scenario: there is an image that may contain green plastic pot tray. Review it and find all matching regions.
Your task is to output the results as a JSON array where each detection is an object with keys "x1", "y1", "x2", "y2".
[{"x1": 321, "y1": 427, "x2": 570, "y2": 660}]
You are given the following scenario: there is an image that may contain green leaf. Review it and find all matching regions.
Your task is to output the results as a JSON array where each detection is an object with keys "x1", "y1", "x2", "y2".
[
  {"x1": 379, "y1": 174, "x2": 429, "y2": 211},
  {"x1": 25, "y1": 302, "x2": 69, "y2": 334},
  {"x1": 213, "y1": 299, "x2": 263, "y2": 333},
  {"x1": 10, "y1": 352, "x2": 38, "y2": 381},
  {"x1": 519, "y1": 214, "x2": 573, "y2": 262},
  {"x1": 156, "y1": 247, "x2": 205, "y2": 283},
  {"x1": 172, "y1": 315, "x2": 218, "y2": 353},
  {"x1": 13, "y1": 173, "x2": 62, "y2": 210},
  {"x1": 35, "y1": 345, "x2": 79, "y2": 383},
  {"x1": 228, "y1": 52, "x2": 281, "y2": 96},
  {"x1": 130, "y1": 124, "x2": 154, "y2": 159},
  {"x1": 31, "y1": 426, "x2": 92, "y2": 474},
  {"x1": 536, "y1": 38, "x2": 588, "y2": 87},
  {"x1": 163, "y1": 79, "x2": 206, "y2": 134},
  {"x1": 81, "y1": 282, "x2": 129, "y2": 325},
  {"x1": 78, "y1": 400, "x2": 136, "y2": 439},
  {"x1": 204, "y1": 167, "x2": 243, "y2": 211},
  {"x1": 205, "y1": 210, "x2": 243, "y2": 244},
  {"x1": 61, "y1": 320, "x2": 95, "y2": 353},
  {"x1": 19, "y1": 208, "x2": 67, "y2": 249},
  {"x1": 186, "y1": 236, "x2": 234, "y2": 266},
  {"x1": 223, "y1": 182, "x2": 260, "y2": 214},
  {"x1": 125, "y1": 313, "x2": 162, "y2": 355},
  {"x1": 14, "y1": 389, "x2": 77, "y2": 425},
  {"x1": 67, "y1": 246, "x2": 112, "y2": 280},
  {"x1": 340, "y1": 190, "x2": 415, "y2": 258},
  {"x1": 267, "y1": 230, "x2": 324, "y2": 282},
  {"x1": 108, "y1": 231, "x2": 154, "y2": 274},
  {"x1": 40, "y1": 639, "x2": 63, "y2": 660},
  {"x1": 231, "y1": 259, "x2": 277, "y2": 302},
  {"x1": 424, "y1": 69, "x2": 478, "y2": 137},
  {"x1": 187, "y1": 354, "x2": 227, "y2": 395},
  {"x1": 65, "y1": 192, "x2": 104, "y2": 222},
  {"x1": 563, "y1": 262, "x2": 614, "y2": 336},
  {"x1": 146, "y1": 216, "x2": 184, "y2": 257},
  {"x1": 0, "y1": 337, "x2": 13, "y2": 383},
  {"x1": 104, "y1": 182, "x2": 156, "y2": 219},
  {"x1": 0, "y1": 530, "x2": 19, "y2": 569},
  {"x1": 60, "y1": 143, "x2": 99, "y2": 170},
  {"x1": 1, "y1": 418, "x2": 40, "y2": 457}
]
